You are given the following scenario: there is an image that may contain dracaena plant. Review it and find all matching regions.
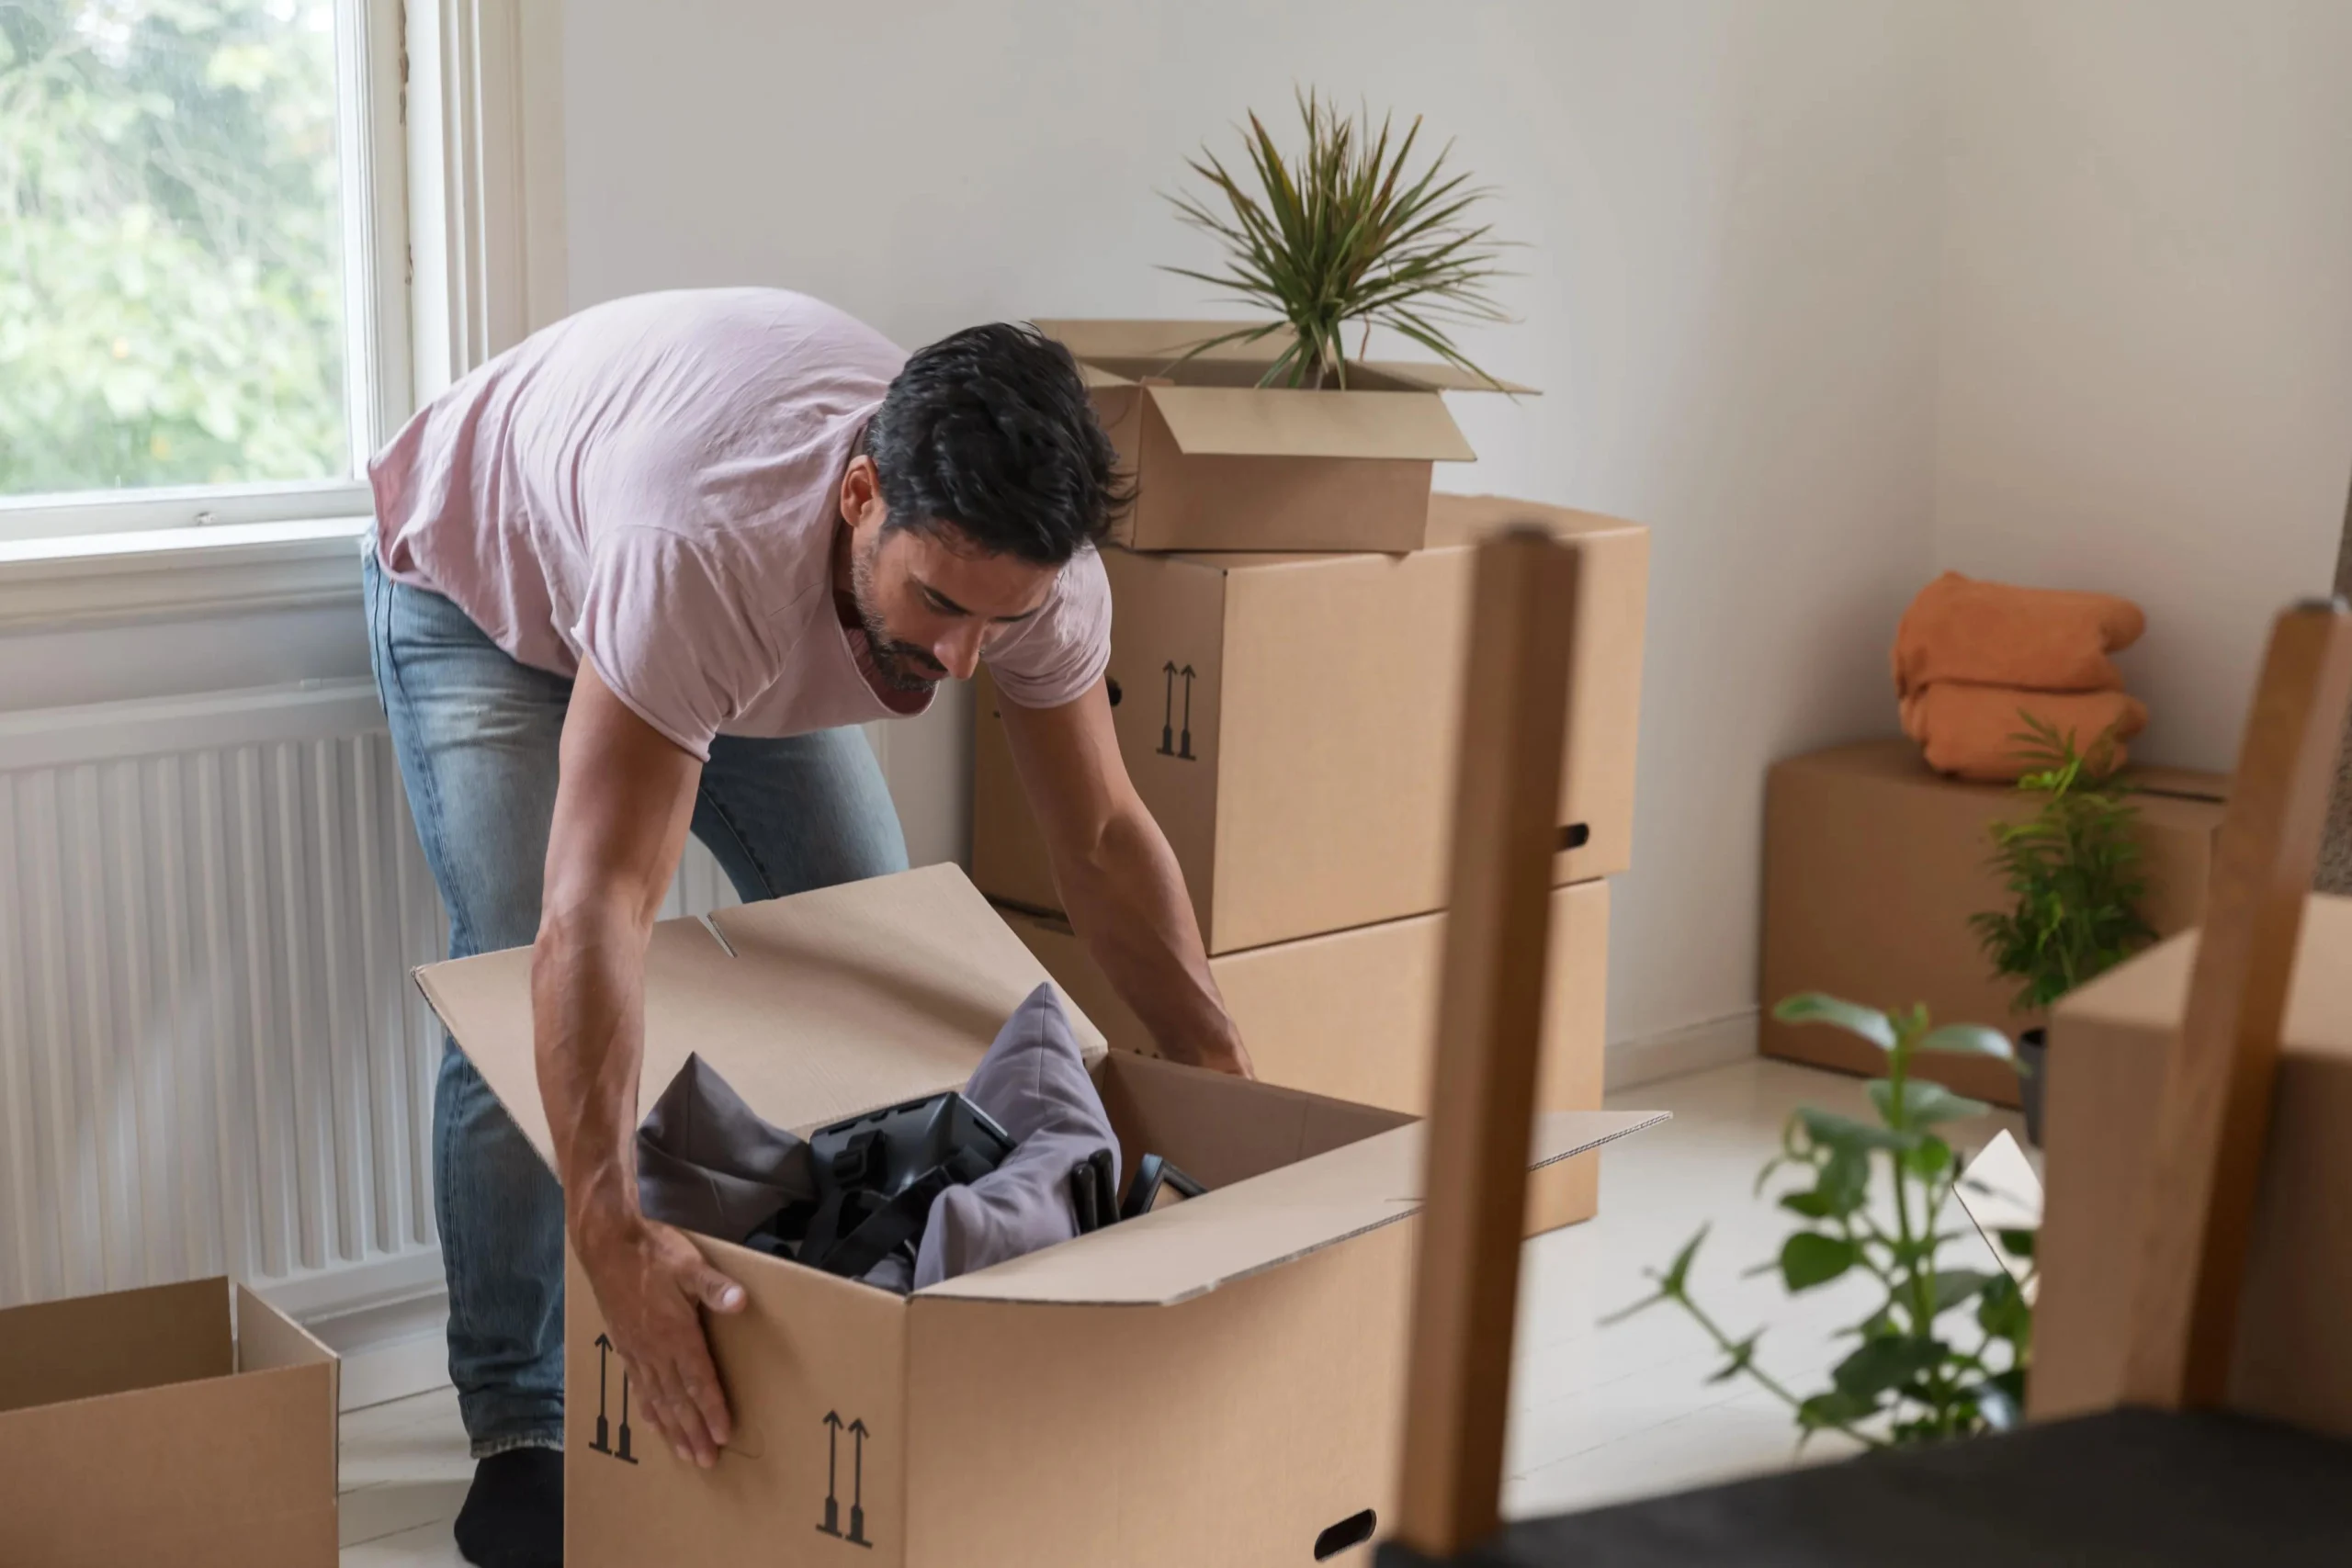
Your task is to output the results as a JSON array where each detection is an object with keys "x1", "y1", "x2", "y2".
[
  {"x1": 1609, "y1": 996, "x2": 2038, "y2": 1449},
  {"x1": 1971, "y1": 716, "x2": 2155, "y2": 1014},
  {"x1": 1161, "y1": 88, "x2": 1514, "y2": 390}
]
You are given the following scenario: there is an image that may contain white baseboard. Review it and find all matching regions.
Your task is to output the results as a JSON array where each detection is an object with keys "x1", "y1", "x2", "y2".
[
  {"x1": 311, "y1": 1289, "x2": 453, "y2": 1412},
  {"x1": 1605, "y1": 1008, "x2": 1759, "y2": 1091},
  {"x1": 256, "y1": 1250, "x2": 453, "y2": 1412}
]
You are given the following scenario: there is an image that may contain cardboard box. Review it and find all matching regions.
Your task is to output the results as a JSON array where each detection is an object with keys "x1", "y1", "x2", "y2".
[
  {"x1": 2032, "y1": 896, "x2": 2352, "y2": 1436},
  {"x1": 0, "y1": 1277, "x2": 339, "y2": 1566},
  {"x1": 416, "y1": 865, "x2": 1660, "y2": 1567},
  {"x1": 993, "y1": 880, "x2": 1610, "y2": 1235},
  {"x1": 1759, "y1": 740, "x2": 2228, "y2": 1107},
  {"x1": 1035, "y1": 320, "x2": 1531, "y2": 553},
  {"x1": 973, "y1": 493, "x2": 1648, "y2": 954}
]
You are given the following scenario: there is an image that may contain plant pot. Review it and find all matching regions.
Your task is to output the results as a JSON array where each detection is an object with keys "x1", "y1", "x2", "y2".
[{"x1": 2017, "y1": 1027, "x2": 2049, "y2": 1147}]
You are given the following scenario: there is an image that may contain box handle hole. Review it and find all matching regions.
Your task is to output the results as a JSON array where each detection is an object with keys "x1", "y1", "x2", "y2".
[
  {"x1": 1314, "y1": 1508, "x2": 1378, "y2": 1560},
  {"x1": 1559, "y1": 822, "x2": 1591, "y2": 852},
  {"x1": 1106, "y1": 676, "x2": 1124, "y2": 707}
]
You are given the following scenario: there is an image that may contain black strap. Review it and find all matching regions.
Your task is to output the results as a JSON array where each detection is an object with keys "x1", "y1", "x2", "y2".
[{"x1": 798, "y1": 1166, "x2": 956, "y2": 1280}]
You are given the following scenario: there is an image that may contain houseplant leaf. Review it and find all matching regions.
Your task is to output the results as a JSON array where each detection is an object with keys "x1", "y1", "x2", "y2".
[
  {"x1": 1780, "y1": 1232, "x2": 1858, "y2": 1292},
  {"x1": 1931, "y1": 1268, "x2": 1999, "y2": 1315},
  {"x1": 1917, "y1": 1024, "x2": 2016, "y2": 1060},
  {"x1": 1795, "y1": 1106, "x2": 1920, "y2": 1154},
  {"x1": 1832, "y1": 1334, "x2": 1948, "y2": 1399},
  {"x1": 1772, "y1": 993, "x2": 1897, "y2": 1051},
  {"x1": 1868, "y1": 1078, "x2": 1994, "y2": 1129}
]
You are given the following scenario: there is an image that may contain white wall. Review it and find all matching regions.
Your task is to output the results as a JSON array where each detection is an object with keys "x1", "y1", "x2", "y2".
[
  {"x1": 563, "y1": 0, "x2": 1946, "y2": 1052},
  {"x1": 1936, "y1": 0, "x2": 2352, "y2": 771}
]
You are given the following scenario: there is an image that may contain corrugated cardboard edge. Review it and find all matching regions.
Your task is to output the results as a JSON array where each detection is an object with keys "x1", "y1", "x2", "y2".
[{"x1": 914, "y1": 1110, "x2": 1667, "y2": 1309}]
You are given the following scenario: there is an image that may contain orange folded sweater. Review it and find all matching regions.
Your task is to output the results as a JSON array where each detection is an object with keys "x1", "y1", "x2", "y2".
[
  {"x1": 1893, "y1": 572, "x2": 2146, "y2": 698},
  {"x1": 1899, "y1": 683, "x2": 2148, "y2": 783}
]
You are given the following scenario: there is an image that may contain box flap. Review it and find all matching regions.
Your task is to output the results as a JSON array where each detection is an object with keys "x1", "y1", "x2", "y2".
[
  {"x1": 414, "y1": 865, "x2": 1110, "y2": 1170},
  {"x1": 1077, "y1": 360, "x2": 1139, "y2": 391},
  {"x1": 1147, "y1": 384, "x2": 1476, "y2": 462},
  {"x1": 916, "y1": 1108, "x2": 1665, "y2": 1306}
]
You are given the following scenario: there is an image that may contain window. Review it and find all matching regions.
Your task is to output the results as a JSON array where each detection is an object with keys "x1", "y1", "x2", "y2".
[{"x1": 0, "y1": 0, "x2": 408, "y2": 543}]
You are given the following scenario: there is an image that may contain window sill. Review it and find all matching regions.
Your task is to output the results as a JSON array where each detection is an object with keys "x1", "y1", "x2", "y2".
[{"x1": 0, "y1": 517, "x2": 373, "y2": 633}]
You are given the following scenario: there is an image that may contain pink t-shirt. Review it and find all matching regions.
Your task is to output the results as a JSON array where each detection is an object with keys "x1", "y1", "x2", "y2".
[{"x1": 368, "y1": 288, "x2": 1111, "y2": 760}]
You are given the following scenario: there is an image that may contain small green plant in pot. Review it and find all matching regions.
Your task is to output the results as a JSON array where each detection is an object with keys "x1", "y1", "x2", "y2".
[
  {"x1": 1610, "y1": 996, "x2": 2037, "y2": 1449},
  {"x1": 1969, "y1": 717, "x2": 2157, "y2": 1145},
  {"x1": 1162, "y1": 89, "x2": 1515, "y2": 390}
]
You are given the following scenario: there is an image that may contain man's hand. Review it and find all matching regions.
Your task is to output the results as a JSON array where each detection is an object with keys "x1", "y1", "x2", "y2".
[
  {"x1": 998, "y1": 676, "x2": 1251, "y2": 1075},
  {"x1": 574, "y1": 1207, "x2": 746, "y2": 1469}
]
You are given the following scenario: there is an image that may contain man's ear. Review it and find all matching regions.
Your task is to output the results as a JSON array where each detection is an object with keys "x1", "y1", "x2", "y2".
[{"x1": 840, "y1": 454, "x2": 886, "y2": 529}]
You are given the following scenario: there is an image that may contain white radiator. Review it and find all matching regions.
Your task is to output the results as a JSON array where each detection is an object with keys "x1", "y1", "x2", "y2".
[{"x1": 0, "y1": 680, "x2": 741, "y2": 1318}]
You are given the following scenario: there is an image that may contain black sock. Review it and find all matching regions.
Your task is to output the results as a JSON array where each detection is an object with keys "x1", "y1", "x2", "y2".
[{"x1": 454, "y1": 1448, "x2": 562, "y2": 1568}]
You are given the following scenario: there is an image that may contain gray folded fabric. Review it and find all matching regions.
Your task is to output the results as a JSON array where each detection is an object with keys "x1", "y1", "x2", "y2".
[
  {"x1": 637, "y1": 1054, "x2": 817, "y2": 1242},
  {"x1": 911, "y1": 982, "x2": 1119, "y2": 1289}
]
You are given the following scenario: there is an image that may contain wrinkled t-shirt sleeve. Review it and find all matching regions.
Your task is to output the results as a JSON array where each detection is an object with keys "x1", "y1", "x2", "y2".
[
  {"x1": 983, "y1": 547, "x2": 1113, "y2": 709},
  {"x1": 571, "y1": 525, "x2": 776, "y2": 761}
]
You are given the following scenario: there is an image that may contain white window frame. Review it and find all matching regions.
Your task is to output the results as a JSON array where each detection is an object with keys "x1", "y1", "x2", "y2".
[
  {"x1": 0, "y1": 0, "x2": 413, "y2": 547},
  {"x1": 0, "y1": 0, "x2": 565, "y2": 628}
]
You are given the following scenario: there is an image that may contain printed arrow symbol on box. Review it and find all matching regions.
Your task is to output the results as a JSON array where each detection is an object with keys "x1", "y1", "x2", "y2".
[
  {"x1": 824, "y1": 1411, "x2": 843, "y2": 1498},
  {"x1": 847, "y1": 1418, "x2": 874, "y2": 1548}
]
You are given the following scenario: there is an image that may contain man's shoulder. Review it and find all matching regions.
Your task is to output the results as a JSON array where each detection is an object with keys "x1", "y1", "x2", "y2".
[{"x1": 569, "y1": 288, "x2": 904, "y2": 361}]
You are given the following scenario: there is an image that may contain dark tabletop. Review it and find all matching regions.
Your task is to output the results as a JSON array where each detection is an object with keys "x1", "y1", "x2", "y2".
[{"x1": 1379, "y1": 1408, "x2": 2352, "y2": 1568}]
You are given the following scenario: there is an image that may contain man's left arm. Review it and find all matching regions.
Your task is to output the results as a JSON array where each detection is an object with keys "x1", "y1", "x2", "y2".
[{"x1": 996, "y1": 676, "x2": 1253, "y2": 1077}]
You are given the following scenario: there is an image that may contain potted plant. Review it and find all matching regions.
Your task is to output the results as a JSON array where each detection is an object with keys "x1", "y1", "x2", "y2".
[
  {"x1": 1968, "y1": 717, "x2": 2156, "y2": 1144},
  {"x1": 1161, "y1": 88, "x2": 1515, "y2": 389},
  {"x1": 1611, "y1": 996, "x2": 2036, "y2": 1447}
]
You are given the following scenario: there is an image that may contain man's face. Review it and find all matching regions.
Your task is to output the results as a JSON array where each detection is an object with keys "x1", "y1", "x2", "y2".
[{"x1": 838, "y1": 456, "x2": 1058, "y2": 694}]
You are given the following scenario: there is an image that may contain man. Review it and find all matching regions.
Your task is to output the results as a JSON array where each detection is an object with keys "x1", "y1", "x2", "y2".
[{"x1": 364, "y1": 288, "x2": 1250, "y2": 1568}]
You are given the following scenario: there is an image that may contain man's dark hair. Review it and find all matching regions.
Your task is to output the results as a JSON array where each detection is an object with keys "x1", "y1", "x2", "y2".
[{"x1": 864, "y1": 322, "x2": 1128, "y2": 565}]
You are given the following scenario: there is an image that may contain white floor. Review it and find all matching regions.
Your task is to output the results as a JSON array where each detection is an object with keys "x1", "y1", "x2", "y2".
[{"x1": 336, "y1": 1057, "x2": 2028, "y2": 1562}]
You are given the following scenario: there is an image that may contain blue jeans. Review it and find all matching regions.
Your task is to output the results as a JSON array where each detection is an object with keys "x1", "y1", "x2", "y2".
[{"x1": 362, "y1": 551, "x2": 909, "y2": 1456}]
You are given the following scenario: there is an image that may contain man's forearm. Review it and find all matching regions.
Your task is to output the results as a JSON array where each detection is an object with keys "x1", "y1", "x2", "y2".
[
  {"x1": 1055, "y1": 804, "x2": 1245, "y2": 1068},
  {"x1": 532, "y1": 897, "x2": 651, "y2": 1238}
]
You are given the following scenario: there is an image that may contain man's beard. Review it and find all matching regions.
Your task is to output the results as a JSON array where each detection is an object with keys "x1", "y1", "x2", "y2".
[{"x1": 850, "y1": 536, "x2": 949, "y2": 694}]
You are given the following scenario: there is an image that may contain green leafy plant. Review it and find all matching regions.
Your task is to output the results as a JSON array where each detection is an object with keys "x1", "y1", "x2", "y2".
[
  {"x1": 1162, "y1": 88, "x2": 1513, "y2": 390},
  {"x1": 1609, "y1": 996, "x2": 2037, "y2": 1448},
  {"x1": 1970, "y1": 717, "x2": 2156, "y2": 1014},
  {"x1": 2, "y1": 0, "x2": 351, "y2": 496}
]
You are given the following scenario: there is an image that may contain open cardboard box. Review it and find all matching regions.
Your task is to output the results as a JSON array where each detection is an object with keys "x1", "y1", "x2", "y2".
[
  {"x1": 974, "y1": 493, "x2": 1647, "y2": 953},
  {"x1": 1034, "y1": 319, "x2": 1531, "y2": 553},
  {"x1": 0, "y1": 1277, "x2": 339, "y2": 1566},
  {"x1": 994, "y1": 879, "x2": 1610, "y2": 1235},
  {"x1": 417, "y1": 865, "x2": 1661, "y2": 1566}
]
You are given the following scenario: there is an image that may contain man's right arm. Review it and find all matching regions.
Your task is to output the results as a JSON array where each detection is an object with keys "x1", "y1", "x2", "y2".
[{"x1": 533, "y1": 660, "x2": 745, "y2": 1469}]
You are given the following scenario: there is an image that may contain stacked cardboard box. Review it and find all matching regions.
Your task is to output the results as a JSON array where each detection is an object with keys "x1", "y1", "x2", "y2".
[{"x1": 972, "y1": 321, "x2": 1650, "y2": 1233}]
